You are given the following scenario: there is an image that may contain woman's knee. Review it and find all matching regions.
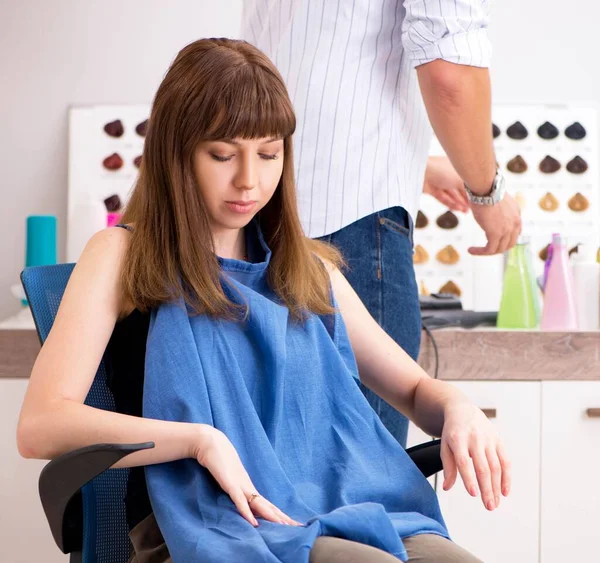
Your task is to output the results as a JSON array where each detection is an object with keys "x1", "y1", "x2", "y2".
[{"x1": 403, "y1": 534, "x2": 483, "y2": 563}]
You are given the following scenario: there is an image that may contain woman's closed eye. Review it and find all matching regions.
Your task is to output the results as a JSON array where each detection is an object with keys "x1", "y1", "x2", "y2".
[{"x1": 210, "y1": 153, "x2": 280, "y2": 162}]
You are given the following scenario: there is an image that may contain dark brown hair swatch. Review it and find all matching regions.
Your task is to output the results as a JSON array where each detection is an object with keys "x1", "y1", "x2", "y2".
[
  {"x1": 566, "y1": 156, "x2": 588, "y2": 174},
  {"x1": 506, "y1": 121, "x2": 528, "y2": 140},
  {"x1": 136, "y1": 119, "x2": 149, "y2": 137},
  {"x1": 436, "y1": 211, "x2": 459, "y2": 229},
  {"x1": 507, "y1": 155, "x2": 528, "y2": 173},
  {"x1": 133, "y1": 155, "x2": 143, "y2": 168},
  {"x1": 539, "y1": 244, "x2": 550, "y2": 261},
  {"x1": 103, "y1": 119, "x2": 124, "y2": 138},
  {"x1": 102, "y1": 153, "x2": 124, "y2": 171},
  {"x1": 537, "y1": 121, "x2": 559, "y2": 140},
  {"x1": 565, "y1": 122, "x2": 586, "y2": 140},
  {"x1": 103, "y1": 194, "x2": 122, "y2": 212},
  {"x1": 415, "y1": 210, "x2": 428, "y2": 229},
  {"x1": 492, "y1": 124, "x2": 501, "y2": 139},
  {"x1": 539, "y1": 155, "x2": 561, "y2": 173}
]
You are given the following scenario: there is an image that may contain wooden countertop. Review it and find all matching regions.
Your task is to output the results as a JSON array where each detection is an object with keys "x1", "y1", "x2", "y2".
[{"x1": 1, "y1": 328, "x2": 599, "y2": 381}]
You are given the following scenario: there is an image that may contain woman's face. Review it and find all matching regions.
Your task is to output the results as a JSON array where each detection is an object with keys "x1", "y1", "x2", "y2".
[{"x1": 193, "y1": 136, "x2": 284, "y2": 232}]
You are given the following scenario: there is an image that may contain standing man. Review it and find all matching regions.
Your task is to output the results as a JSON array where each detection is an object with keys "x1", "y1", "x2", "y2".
[{"x1": 241, "y1": 1, "x2": 521, "y2": 448}]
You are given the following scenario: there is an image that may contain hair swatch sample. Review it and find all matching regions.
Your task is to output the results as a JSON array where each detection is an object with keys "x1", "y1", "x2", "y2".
[
  {"x1": 103, "y1": 119, "x2": 124, "y2": 138},
  {"x1": 133, "y1": 155, "x2": 143, "y2": 168},
  {"x1": 436, "y1": 245, "x2": 460, "y2": 265},
  {"x1": 103, "y1": 194, "x2": 122, "y2": 212},
  {"x1": 537, "y1": 121, "x2": 559, "y2": 140},
  {"x1": 439, "y1": 280, "x2": 461, "y2": 297},
  {"x1": 566, "y1": 156, "x2": 588, "y2": 174},
  {"x1": 506, "y1": 121, "x2": 528, "y2": 140},
  {"x1": 539, "y1": 155, "x2": 561, "y2": 173},
  {"x1": 136, "y1": 119, "x2": 149, "y2": 137},
  {"x1": 413, "y1": 244, "x2": 429, "y2": 265},
  {"x1": 564, "y1": 122, "x2": 586, "y2": 140},
  {"x1": 539, "y1": 192, "x2": 559, "y2": 212},
  {"x1": 568, "y1": 192, "x2": 589, "y2": 212},
  {"x1": 415, "y1": 210, "x2": 428, "y2": 229},
  {"x1": 103, "y1": 153, "x2": 124, "y2": 171},
  {"x1": 436, "y1": 211, "x2": 459, "y2": 229},
  {"x1": 539, "y1": 244, "x2": 550, "y2": 261},
  {"x1": 492, "y1": 124, "x2": 501, "y2": 139},
  {"x1": 507, "y1": 155, "x2": 528, "y2": 173}
]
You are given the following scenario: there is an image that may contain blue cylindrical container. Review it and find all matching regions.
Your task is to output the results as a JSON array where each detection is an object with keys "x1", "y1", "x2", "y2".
[{"x1": 26, "y1": 215, "x2": 57, "y2": 267}]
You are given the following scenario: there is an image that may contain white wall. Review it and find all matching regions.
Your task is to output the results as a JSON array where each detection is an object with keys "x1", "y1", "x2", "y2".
[
  {"x1": 0, "y1": 0, "x2": 243, "y2": 319},
  {"x1": 1, "y1": 0, "x2": 599, "y2": 319}
]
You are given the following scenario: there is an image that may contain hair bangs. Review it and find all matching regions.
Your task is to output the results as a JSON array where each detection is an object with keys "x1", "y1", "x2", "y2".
[{"x1": 204, "y1": 64, "x2": 296, "y2": 142}]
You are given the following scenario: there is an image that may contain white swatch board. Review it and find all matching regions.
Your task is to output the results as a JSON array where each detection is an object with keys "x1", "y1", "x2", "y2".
[{"x1": 417, "y1": 103, "x2": 599, "y2": 311}]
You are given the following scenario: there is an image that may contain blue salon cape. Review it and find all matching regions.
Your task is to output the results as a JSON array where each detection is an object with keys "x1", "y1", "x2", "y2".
[{"x1": 143, "y1": 221, "x2": 449, "y2": 562}]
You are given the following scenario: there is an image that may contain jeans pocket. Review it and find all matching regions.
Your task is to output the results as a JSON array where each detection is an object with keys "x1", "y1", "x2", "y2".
[{"x1": 378, "y1": 216, "x2": 411, "y2": 239}]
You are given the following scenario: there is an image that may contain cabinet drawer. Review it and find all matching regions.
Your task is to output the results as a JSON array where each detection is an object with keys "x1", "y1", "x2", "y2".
[{"x1": 540, "y1": 381, "x2": 600, "y2": 562}]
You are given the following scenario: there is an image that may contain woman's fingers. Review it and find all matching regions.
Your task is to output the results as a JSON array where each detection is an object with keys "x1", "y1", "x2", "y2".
[
  {"x1": 486, "y1": 447, "x2": 503, "y2": 509},
  {"x1": 229, "y1": 488, "x2": 259, "y2": 527},
  {"x1": 453, "y1": 444, "x2": 479, "y2": 498},
  {"x1": 497, "y1": 441, "x2": 512, "y2": 497},
  {"x1": 471, "y1": 446, "x2": 495, "y2": 510},
  {"x1": 440, "y1": 438, "x2": 457, "y2": 491},
  {"x1": 247, "y1": 493, "x2": 303, "y2": 526}
]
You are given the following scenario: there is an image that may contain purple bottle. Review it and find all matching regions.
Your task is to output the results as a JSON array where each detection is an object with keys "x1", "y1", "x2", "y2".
[{"x1": 540, "y1": 234, "x2": 579, "y2": 330}]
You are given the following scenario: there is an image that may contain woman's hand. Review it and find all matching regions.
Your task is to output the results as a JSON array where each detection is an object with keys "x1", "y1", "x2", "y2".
[
  {"x1": 423, "y1": 155, "x2": 470, "y2": 213},
  {"x1": 193, "y1": 426, "x2": 302, "y2": 527},
  {"x1": 440, "y1": 400, "x2": 511, "y2": 511}
]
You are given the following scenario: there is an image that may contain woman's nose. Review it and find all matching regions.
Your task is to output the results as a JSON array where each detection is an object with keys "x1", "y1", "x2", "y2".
[{"x1": 234, "y1": 156, "x2": 258, "y2": 190}]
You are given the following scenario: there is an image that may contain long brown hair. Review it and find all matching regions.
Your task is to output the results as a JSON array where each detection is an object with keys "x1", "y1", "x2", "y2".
[{"x1": 121, "y1": 38, "x2": 342, "y2": 321}]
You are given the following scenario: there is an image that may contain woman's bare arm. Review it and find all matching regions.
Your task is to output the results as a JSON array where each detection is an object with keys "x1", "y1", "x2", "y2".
[
  {"x1": 327, "y1": 264, "x2": 469, "y2": 438},
  {"x1": 16, "y1": 227, "x2": 206, "y2": 468}
]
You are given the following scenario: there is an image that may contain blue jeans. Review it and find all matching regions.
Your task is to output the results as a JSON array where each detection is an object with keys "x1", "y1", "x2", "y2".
[{"x1": 317, "y1": 207, "x2": 420, "y2": 449}]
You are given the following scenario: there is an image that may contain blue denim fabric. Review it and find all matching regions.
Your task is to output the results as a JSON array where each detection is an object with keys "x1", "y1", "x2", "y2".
[{"x1": 317, "y1": 207, "x2": 421, "y2": 449}]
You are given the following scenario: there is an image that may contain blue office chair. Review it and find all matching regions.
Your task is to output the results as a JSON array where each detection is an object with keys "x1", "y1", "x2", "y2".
[{"x1": 21, "y1": 263, "x2": 442, "y2": 563}]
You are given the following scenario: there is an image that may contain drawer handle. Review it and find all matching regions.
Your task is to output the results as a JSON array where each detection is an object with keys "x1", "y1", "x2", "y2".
[
  {"x1": 481, "y1": 408, "x2": 497, "y2": 419},
  {"x1": 586, "y1": 408, "x2": 600, "y2": 418}
]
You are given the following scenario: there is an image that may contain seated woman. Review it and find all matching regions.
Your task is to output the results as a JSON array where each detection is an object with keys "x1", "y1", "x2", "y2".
[{"x1": 17, "y1": 38, "x2": 510, "y2": 563}]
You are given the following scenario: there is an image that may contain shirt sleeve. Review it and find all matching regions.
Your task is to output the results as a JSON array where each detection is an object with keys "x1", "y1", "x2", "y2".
[{"x1": 401, "y1": 0, "x2": 493, "y2": 68}]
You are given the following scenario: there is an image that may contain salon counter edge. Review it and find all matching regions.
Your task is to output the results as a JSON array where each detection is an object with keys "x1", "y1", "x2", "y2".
[{"x1": 0, "y1": 327, "x2": 598, "y2": 380}]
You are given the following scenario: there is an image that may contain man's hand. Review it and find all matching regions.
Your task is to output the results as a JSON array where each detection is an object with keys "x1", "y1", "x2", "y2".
[
  {"x1": 423, "y1": 156, "x2": 469, "y2": 213},
  {"x1": 468, "y1": 194, "x2": 522, "y2": 256}
]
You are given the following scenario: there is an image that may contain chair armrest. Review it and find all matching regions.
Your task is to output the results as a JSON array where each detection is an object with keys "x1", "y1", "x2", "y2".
[
  {"x1": 39, "y1": 442, "x2": 155, "y2": 554},
  {"x1": 406, "y1": 439, "x2": 442, "y2": 478}
]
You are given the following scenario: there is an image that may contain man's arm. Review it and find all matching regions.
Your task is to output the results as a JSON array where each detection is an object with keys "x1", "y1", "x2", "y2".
[
  {"x1": 417, "y1": 62, "x2": 495, "y2": 197},
  {"x1": 402, "y1": 0, "x2": 521, "y2": 255}
]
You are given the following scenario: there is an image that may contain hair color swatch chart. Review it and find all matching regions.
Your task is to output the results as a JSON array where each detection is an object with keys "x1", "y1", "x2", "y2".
[
  {"x1": 418, "y1": 103, "x2": 599, "y2": 311},
  {"x1": 67, "y1": 105, "x2": 151, "y2": 259}
]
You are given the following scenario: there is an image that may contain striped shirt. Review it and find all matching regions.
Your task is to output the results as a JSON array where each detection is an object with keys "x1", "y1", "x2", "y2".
[{"x1": 241, "y1": 0, "x2": 492, "y2": 238}]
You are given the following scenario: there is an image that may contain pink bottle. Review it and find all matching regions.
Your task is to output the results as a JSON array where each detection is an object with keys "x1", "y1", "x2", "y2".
[{"x1": 540, "y1": 234, "x2": 579, "y2": 330}]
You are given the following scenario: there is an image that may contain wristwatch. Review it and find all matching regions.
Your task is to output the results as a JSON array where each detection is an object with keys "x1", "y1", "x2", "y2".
[{"x1": 464, "y1": 168, "x2": 506, "y2": 206}]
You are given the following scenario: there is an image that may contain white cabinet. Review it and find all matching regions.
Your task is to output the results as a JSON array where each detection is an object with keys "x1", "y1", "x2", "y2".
[
  {"x1": 435, "y1": 382, "x2": 541, "y2": 563},
  {"x1": 540, "y1": 381, "x2": 600, "y2": 563},
  {"x1": 411, "y1": 380, "x2": 600, "y2": 563},
  {"x1": 0, "y1": 379, "x2": 67, "y2": 563}
]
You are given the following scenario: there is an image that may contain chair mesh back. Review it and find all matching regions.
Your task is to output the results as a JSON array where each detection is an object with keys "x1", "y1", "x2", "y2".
[{"x1": 21, "y1": 265, "x2": 132, "y2": 563}]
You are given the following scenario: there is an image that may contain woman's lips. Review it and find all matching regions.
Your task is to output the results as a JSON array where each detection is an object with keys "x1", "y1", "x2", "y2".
[{"x1": 225, "y1": 201, "x2": 257, "y2": 214}]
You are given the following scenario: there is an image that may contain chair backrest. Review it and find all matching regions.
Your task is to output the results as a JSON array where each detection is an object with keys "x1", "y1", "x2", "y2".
[{"x1": 21, "y1": 264, "x2": 132, "y2": 563}]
